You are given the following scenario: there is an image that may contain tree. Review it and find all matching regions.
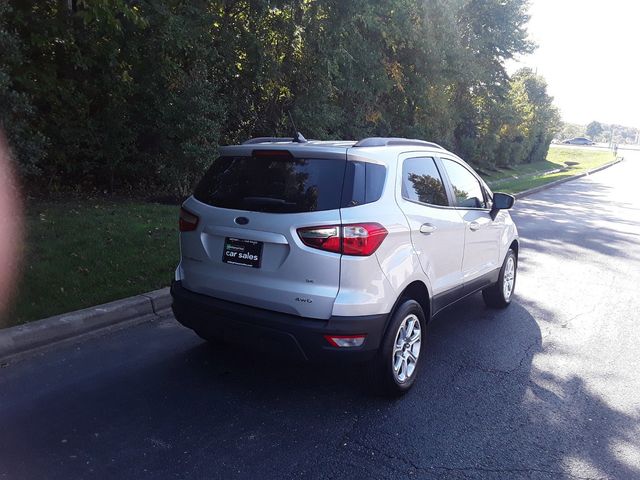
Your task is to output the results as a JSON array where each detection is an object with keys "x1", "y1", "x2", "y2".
[
  {"x1": 125, "y1": 0, "x2": 226, "y2": 195},
  {"x1": 559, "y1": 123, "x2": 585, "y2": 140},
  {"x1": 505, "y1": 68, "x2": 560, "y2": 164},
  {"x1": 586, "y1": 121, "x2": 604, "y2": 140},
  {"x1": 3, "y1": 0, "x2": 559, "y2": 194},
  {"x1": 0, "y1": 2, "x2": 46, "y2": 175}
]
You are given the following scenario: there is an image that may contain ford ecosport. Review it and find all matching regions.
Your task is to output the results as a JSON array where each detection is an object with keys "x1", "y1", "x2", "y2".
[{"x1": 171, "y1": 136, "x2": 518, "y2": 395}]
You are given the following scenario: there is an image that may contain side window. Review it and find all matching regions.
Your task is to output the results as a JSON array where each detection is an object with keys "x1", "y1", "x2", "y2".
[
  {"x1": 341, "y1": 161, "x2": 386, "y2": 208},
  {"x1": 441, "y1": 159, "x2": 487, "y2": 209},
  {"x1": 402, "y1": 157, "x2": 449, "y2": 207}
]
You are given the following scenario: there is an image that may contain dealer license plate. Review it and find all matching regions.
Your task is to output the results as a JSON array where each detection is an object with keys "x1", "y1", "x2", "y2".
[{"x1": 222, "y1": 237, "x2": 263, "y2": 268}]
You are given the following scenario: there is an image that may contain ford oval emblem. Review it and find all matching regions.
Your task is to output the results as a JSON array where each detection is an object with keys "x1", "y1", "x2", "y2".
[{"x1": 235, "y1": 216, "x2": 249, "y2": 225}]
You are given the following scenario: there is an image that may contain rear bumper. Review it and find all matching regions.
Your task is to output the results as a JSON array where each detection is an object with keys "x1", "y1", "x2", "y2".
[{"x1": 170, "y1": 281, "x2": 388, "y2": 362}]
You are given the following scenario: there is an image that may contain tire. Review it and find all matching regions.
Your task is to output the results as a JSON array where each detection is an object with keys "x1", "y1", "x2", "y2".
[
  {"x1": 369, "y1": 299, "x2": 427, "y2": 396},
  {"x1": 482, "y1": 249, "x2": 517, "y2": 308}
]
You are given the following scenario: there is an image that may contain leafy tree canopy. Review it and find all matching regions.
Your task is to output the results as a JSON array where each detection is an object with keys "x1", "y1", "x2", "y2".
[{"x1": 1, "y1": 0, "x2": 559, "y2": 195}]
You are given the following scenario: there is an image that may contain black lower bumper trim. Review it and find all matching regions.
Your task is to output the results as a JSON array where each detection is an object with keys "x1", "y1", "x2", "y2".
[{"x1": 170, "y1": 281, "x2": 388, "y2": 362}]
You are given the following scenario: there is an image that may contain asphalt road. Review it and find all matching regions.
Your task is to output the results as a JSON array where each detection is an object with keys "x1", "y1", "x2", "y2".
[{"x1": 2, "y1": 152, "x2": 640, "y2": 480}]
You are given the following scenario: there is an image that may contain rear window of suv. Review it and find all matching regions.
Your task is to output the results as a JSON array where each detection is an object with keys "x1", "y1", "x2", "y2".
[
  {"x1": 195, "y1": 155, "x2": 387, "y2": 213},
  {"x1": 194, "y1": 155, "x2": 347, "y2": 213}
]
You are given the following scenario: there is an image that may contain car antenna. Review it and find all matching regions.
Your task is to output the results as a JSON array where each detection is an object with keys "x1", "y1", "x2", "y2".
[{"x1": 287, "y1": 110, "x2": 307, "y2": 143}]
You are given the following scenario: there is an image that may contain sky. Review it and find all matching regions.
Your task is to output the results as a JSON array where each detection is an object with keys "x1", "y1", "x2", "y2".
[{"x1": 507, "y1": 0, "x2": 640, "y2": 127}]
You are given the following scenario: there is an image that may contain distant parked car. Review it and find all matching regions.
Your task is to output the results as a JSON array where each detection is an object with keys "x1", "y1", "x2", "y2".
[{"x1": 562, "y1": 137, "x2": 595, "y2": 145}]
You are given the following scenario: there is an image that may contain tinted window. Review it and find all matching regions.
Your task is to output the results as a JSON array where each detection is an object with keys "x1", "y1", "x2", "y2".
[
  {"x1": 402, "y1": 157, "x2": 448, "y2": 206},
  {"x1": 441, "y1": 159, "x2": 486, "y2": 208},
  {"x1": 194, "y1": 155, "x2": 346, "y2": 213},
  {"x1": 341, "y1": 161, "x2": 386, "y2": 207}
]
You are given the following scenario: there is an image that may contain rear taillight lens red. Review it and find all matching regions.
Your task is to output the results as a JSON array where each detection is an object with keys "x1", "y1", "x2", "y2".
[
  {"x1": 297, "y1": 225, "x2": 341, "y2": 253},
  {"x1": 297, "y1": 223, "x2": 387, "y2": 256},
  {"x1": 342, "y1": 223, "x2": 388, "y2": 256},
  {"x1": 179, "y1": 207, "x2": 199, "y2": 232}
]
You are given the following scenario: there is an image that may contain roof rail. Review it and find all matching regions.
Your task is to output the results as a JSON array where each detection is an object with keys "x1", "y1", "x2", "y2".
[
  {"x1": 242, "y1": 137, "x2": 294, "y2": 145},
  {"x1": 353, "y1": 137, "x2": 444, "y2": 149},
  {"x1": 243, "y1": 133, "x2": 308, "y2": 144}
]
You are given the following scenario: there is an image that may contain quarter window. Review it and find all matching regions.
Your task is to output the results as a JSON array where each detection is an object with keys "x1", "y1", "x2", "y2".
[
  {"x1": 402, "y1": 157, "x2": 449, "y2": 206},
  {"x1": 341, "y1": 161, "x2": 387, "y2": 208},
  {"x1": 441, "y1": 159, "x2": 486, "y2": 209}
]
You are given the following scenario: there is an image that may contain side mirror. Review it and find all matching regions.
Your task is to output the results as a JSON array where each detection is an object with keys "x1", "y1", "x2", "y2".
[
  {"x1": 490, "y1": 192, "x2": 515, "y2": 219},
  {"x1": 492, "y1": 192, "x2": 515, "y2": 210}
]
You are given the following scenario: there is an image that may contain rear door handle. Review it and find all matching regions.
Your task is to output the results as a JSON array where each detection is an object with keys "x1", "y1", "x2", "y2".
[{"x1": 420, "y1": 223, "x2": 437, "y2": 234}]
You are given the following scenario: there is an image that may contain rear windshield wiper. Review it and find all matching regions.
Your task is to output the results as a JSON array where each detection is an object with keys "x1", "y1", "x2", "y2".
[
  {"x1": 243, "y1": 196, "x2": 290, "y2": 206},
  {"x1": 241, "y1": 197, "x2": 299, "y2": 212}
]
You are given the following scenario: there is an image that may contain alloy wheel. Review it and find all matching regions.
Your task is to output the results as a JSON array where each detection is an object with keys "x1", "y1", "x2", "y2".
[{"x1": 392, "y1": 314, "x2": 422, "y2": 383}]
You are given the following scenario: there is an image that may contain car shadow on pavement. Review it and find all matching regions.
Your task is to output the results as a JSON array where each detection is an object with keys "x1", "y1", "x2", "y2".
[
  {"x1": 340, "y1": 296, "x2": 640, "y2": 478},
  {"x1": 3, "y1": 294, "x2": 638, "y2": 478}
]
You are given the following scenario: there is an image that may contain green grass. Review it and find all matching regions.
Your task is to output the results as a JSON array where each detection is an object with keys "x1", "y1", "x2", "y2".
[
  {"x1": 3, "y1": 200, "x2": 179, "y2": 328},
  {"x1": 483, "y1": 146, "x2": 615, "y2": 194}
]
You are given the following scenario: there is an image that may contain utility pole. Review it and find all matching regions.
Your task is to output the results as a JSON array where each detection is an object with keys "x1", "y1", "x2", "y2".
[{"x1": 609, "y1": 126, "x2": 615, "y2": 149}]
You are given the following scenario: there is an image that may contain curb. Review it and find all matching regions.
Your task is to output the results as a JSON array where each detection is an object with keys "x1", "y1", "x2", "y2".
[
  {"x1": 0, "y1": 287, "x2": 171, "y2": 362},
  {"x1": 514, "y1": 157, "x2": 623, "y2": 199}
]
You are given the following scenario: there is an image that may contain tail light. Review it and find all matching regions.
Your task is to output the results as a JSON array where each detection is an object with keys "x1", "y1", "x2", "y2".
[
  {"x1": 297, "y1": 225, "x2": 341, "y2": 253},
  {"x1": 342, "y1": 223, "x2": 388, "y2": 256},
  {"x1": 297, "y1": 223, "x2": 387, "y2": 256},
  {"x1": 179, "y1": 207, "x2": 199, "y2": 232}
]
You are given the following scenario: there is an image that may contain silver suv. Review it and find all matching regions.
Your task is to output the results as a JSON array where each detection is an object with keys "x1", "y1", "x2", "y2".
[{"x1": 171, "y1": 137, "x2": 518, "y2": 394}]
